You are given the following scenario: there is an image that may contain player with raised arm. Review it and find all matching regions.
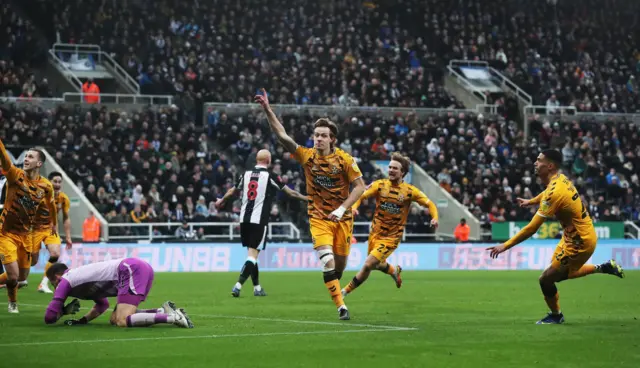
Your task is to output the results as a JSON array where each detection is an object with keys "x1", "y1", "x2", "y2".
[
  {"x1": 23, "y1": 171, "x2": 73, "y2": 293},
  {"x1": 342, "y1": 153, "x2": 438, "y2": 297},
  {"x1": 216, "y1": 149, "x2": 308, "y2": 297},
  {"x1": 255, "y1": 89, "x2": 366, "y2": 320},
  {"x1": 0, "y1": 141, "x2": 57, "y2": 313},
  {"x1": 487, "y1": 149, "x2": 624, "y2": 324},
  {"x1": 44, "y1": 258, "x2": 193, "y2": 328}
]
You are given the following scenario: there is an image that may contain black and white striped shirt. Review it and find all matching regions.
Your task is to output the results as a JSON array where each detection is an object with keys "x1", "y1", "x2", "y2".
[{"x1": 236, "y1": 166, "x2": 285, "y2": 225}]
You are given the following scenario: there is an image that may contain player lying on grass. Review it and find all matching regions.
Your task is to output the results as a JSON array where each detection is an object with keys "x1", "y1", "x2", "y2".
[
  {"x1": 487, "y1": 149, "x2": 624, "y2": 324},
  {"x1": 44, "y1": 258, "x2": 194, "y2": 328},
  {"x1": 342, "y1": 153, "x2": 438, "y2": 297}
]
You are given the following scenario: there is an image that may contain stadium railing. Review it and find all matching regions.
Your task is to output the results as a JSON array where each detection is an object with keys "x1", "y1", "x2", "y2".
[
  {"x1": 625, "y1": 221, "x2": 640, "y2": 239},
  {"x1": 62, "y1": 93, "x2": 174, "y2": 105},
  {"x1": 47, "y1": 49, "x2": 84, "y2": 91},
  {"x1": 523, "y1": 105, "x2": 640, "y2": 139},
  {"x1": 1, "y1": 96, "x2": 64, "y2": 110},
  {"x1": 51, "y1": 43, "x2": 141, "y2": 94},
  {"x1": 448, "y1": 59, "x2": 533, "y2": 106},
  {"x1": 105, "y1": 222, "x2": 451, "y2": 242},
  {"x1": 107, "y1": 222, "x2": 301, "y2": 241},
  {"x1": 353, "y1": 222, "x2": 458, "y2": 241},
  {"x1": 203, "y1": 102, "x2": 482, "y2": 122}
]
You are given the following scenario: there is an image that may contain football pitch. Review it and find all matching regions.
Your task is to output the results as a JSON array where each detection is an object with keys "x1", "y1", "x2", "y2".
[{"x1": 1, "y1": 270, "x2": 638, "y2": 368}]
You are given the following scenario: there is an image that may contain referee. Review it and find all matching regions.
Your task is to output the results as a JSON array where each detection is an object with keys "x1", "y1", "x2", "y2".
[{"x1": 215, "y1": 149, "x2": 307, "y2": 297}]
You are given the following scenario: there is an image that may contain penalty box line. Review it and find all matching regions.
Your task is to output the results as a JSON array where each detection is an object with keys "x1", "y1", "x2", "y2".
[
  {"x1": 19, "y1": 303, "x2": 418, "y2": 332},
  {"x1": 0, "y1": 328, "x2": 417, "y2": 347}
]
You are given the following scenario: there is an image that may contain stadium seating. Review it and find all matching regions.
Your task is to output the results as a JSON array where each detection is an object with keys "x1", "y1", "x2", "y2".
[
  {"x1": 22, "y1": 0, "x2": 640, "y2": 112},
  {"x1": 208, "y1": 105, "x2": 640, "y2": 229},
  {"x1": 434, "y1": 0, "x2": 640, "y2": 112},
  {"x1": 22, "y1": 0, "x2": 463, "y2": 108},
  {"x1": 3, "y1": 0, "x2": 639, "y2": 238},
  {"x1": 0, "y1": 4, "x2": 51, "y2": 99}
]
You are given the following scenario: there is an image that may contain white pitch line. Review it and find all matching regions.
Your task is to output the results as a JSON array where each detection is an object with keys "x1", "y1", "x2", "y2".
[
  {"x1": 0, "y1": 328, "x2": 416, "y2": 348},
  {"x1": 191, "y1": 313, "x2": 417, "y2": 331},
  {"x1": 19, "y1": 303, "x2": 418, "y2": 331}
]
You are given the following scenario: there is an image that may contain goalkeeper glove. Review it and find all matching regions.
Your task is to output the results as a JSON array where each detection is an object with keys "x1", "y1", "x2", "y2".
[
  {"x1": 64, "y1": 317, "x2": 88, "y2": 326},
  {"x1": 62, "y1": 299, "x2": 81, "y2": 315}
]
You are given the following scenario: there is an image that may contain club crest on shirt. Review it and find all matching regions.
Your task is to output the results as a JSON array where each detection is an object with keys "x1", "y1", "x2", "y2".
[
  {"x1": 35, "y1": 190, "x2": 45, "y2": 199},
  {"x1": 398, "y1": 194, "x2": 405, "y2": 202},
  {"x1": 331, "y1": 165, "x2": 340, "y2": 175},
  {"x1": 540, "y1": 200, "x2": 551, "y2": 212}
]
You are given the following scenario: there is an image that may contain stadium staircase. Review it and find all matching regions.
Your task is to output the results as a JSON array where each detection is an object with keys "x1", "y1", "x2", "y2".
[
  {"x1": 47, "y1": 43, "x2": 140, "y2": 95},
  {"x1": 445, "y1": 59, "x2": 533, "y2": 125}
]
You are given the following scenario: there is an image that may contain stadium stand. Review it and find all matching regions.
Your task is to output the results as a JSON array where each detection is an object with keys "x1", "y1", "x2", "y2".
[
  {"x1": 22, "y1": 0, "x2": 464, "y2": 108},
  {"x1": 434, "y1": 0, "x2": 640, "y2": 112},
  {"x1": 2, "y1": 0, "x2": 639, "y2": 240},
  {"x1": 21, "y1": 0, "x2": 640, "y2": 112},
  {"x1": 0, "y1": 4, "x2": 51, "y2": 99}
]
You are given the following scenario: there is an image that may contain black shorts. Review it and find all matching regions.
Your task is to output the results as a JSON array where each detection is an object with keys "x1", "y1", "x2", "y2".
[{"x1": 240, "y1": 223, "x2": 268, "y2": 250}]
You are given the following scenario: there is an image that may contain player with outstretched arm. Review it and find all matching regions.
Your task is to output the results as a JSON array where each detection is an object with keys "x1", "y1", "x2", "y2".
[
  {"x1": 255, "y1": 89, "x2": 366, "y2": 320},
  {"x1": 487, "y1": 149, "x2": 624, "y2": 324},
  {"x1": 343, "y1": 153, "x2": 438, "y2": 297}
]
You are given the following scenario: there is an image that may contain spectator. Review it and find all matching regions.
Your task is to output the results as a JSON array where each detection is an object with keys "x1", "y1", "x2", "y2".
[
  {"x1": 82, "y1": 212, "x2": 101, "y2": 242},
  {"x1": 454, "y1": 218, "x2": 471, "y2": 243},
  {"x1": 81, "y1": 78, "x2": 100, "y2": 104}
]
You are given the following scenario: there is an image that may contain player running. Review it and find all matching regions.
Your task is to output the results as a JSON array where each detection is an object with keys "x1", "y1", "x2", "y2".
[
  {"x1": 24, "y1": 171, "x2": 73, "y2": 293},
  {"x1": 44, "y1": 258, "x2": 194, "y2": 328},
  {"x1": 255, "y1": 89, "x2": 366, "y2": 320},
  {"x1": 487, "y1": 149, "x2": 625, "y2": 325},
  {"x1": 0, "y1": 141, "x2": 57, "y2": 313},
  {"x1": 215, "y1": 149, "x2": 308, "y2": 298},
  {"x1": 342, "y1": 153, "x2": 438, "y2": 297}
]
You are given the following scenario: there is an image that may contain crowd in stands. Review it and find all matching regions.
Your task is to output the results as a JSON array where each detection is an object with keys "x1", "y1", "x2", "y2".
[
  {"x1": 2, "y1": 0, "x2": 640, "y2": 239},
  {"x1": 0, "y1": 102, "x2": 297, "y2": 238},
  {"x1": 22, "y1": 0, "x2": 640, "y2": 113},
  {"x1": 23, "y1": 0, "x2": 463, "y2": 110},
  {"x1": 0, "y1": 100, "x2": 639, "y2": 240},
  {"x1": 435, "y1": 0, "x2": 640, "y2": 113},
  {"x1": 0, "y1": 4, "x2": 51, "y2": 99},
  {"x1": 208, "y1": 105, "x2": 640, "y2": 231}
]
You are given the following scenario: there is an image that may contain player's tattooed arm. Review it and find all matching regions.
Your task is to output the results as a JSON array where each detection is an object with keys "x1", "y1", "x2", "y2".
[
  {"x1": 488, "y1": 214, "x2": 546, "y2": 258},
  {"x1": 329, "y1": 177, "x2": 366, "y2": 221},
  {"x1": 48, "y1": 184, "x2": 58, "y2": 233},
  {"x1": 254, "y1": 88, "x2": 298, "y2": 154},
  {"x1": 215, "y1": 187, "x2": 238, "y2": 209},
  {"x1": 517, "y1": 191, "x2": 544, "y2": 208},
  {"x1": 283, "y1": 186, "x2": 309, "y2": 202},
  {"x1": 352, "y1": 181, "x2": 378, "y2": 216}
]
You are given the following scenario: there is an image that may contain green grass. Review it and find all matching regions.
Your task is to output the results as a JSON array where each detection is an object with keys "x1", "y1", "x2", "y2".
[{"x1": 1, "y1": 271, "x2": 638, "y2": 368}]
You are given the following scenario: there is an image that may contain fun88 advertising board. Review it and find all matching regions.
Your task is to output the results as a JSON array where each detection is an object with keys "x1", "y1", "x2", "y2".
[{"x1": 28, "y1": 240, "x2": 640, "y2": 273}]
